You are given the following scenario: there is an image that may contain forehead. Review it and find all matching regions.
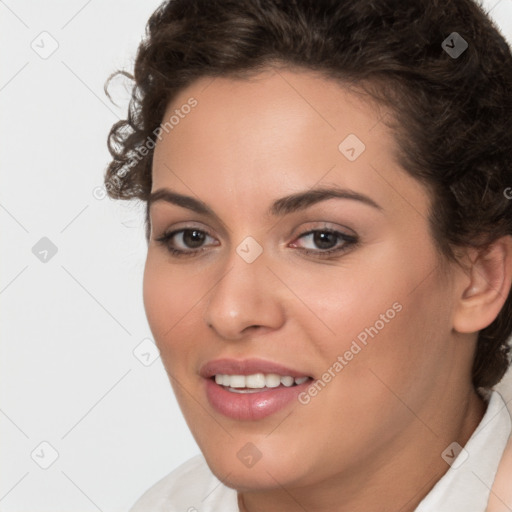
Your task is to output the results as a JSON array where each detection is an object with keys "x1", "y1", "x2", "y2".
[
  {"x1": 150, "y1": 67, "x2": 430, "y2": 221},
  {"x1": 154, "y1": 66, "x2": 389, "y2": 162}
]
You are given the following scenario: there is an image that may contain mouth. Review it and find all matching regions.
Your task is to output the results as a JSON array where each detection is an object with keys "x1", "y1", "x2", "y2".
[
  {"x1": 211, "y1": 373, "x2": 311, "y2": 393},
  {"x1": 200, "y1": 358, "x2": 314, "y2": 420}
]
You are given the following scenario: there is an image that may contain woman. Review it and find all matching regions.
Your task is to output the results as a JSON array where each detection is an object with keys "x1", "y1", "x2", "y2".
[{"x1": 104, "y1": 0, "x2": 512, "y2": 510}]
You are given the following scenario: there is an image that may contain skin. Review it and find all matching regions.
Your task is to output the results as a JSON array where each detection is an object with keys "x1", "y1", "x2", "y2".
[{"x1": 143, "y1": 66, "x2": 511, "y2": 512}]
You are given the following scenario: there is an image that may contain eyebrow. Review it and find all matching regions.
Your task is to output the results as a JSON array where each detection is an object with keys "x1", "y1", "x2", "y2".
[{"x1": 147, "y1": 186, "x2": 382, "y2": 221}]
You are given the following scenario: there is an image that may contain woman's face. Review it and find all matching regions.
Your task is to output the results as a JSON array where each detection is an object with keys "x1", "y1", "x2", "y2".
[{"x1": 143, "y1": 67, "x2": 465, "y2": 490}]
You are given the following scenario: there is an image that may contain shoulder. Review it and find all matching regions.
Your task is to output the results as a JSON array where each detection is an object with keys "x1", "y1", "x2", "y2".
[
  {"x1": 487, "y1": 434, "x2": 512, "y2": 511},
  {"x1": 129, "y1": 454, "x2": 238, "y2": 512},
  {"x1": 486, "y1": 391, "x2": 512, "y2": 511}
]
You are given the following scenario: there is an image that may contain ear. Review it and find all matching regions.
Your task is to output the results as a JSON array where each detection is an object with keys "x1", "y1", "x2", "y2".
[{"x1": 452, "y1": 235, "x2": 512, "y2": 334}]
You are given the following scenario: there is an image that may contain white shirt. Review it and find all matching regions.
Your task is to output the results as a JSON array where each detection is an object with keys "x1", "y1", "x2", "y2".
[{"x1": 129, "y1": 391, "x2": 511, "y2": 512}]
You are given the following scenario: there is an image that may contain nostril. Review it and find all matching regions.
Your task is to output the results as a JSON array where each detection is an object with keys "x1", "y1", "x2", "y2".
[{"x1": 240, "y1": 325, "x2": 262, "y2": 335}]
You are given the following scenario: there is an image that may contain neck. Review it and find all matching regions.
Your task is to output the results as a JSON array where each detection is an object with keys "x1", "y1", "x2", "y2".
[{"x1": 238, "y1": 388, "x2": 486, "y2": 512}]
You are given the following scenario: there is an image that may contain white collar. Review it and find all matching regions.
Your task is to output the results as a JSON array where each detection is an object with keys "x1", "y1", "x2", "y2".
[{"x1": 415, "y1": 390, "x2": 511, "y2": 512}]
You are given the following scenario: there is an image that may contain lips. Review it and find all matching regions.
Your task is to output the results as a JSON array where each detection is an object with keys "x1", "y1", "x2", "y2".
[
  {"x1": 200, "y1": 358, "x2": 313, "y2": 421},
  {"x1": 199, "y1": 358, "x2": 311, "y2": 379}
]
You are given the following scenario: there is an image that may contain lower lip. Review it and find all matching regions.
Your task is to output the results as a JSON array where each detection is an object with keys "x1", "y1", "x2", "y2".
[{"x1": 204, "y1": 378, "x2": 311, "y2": 421}]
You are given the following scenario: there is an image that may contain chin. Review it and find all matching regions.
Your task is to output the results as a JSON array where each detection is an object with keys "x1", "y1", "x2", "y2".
[
  {"x1": 200, "y1": 440, "x2": 314, "y2": 492},
  {"x1": 210, "y1": 460, "x2": 302, "y2": 492}
]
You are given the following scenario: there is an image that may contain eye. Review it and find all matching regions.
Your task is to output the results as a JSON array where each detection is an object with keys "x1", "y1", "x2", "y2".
[
  {"x1": 155, "y1": 226, "x2": 357, "y2": 259},
  {"x1": 155, "y1": 228, "x2": 218, "y2": 256},
  {"x1": 289, "y1": 229, "x2": 358, "y2": 257}
]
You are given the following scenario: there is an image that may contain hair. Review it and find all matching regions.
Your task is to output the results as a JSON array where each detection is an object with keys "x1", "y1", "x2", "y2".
[{"x1": 104, "y1": 0, "x2": 512, "y2": 389}]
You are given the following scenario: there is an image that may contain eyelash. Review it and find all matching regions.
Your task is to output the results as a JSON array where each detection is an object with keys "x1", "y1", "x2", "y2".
[{"x1": 154, "y1": 227, "x2": 358, "y2": 259}]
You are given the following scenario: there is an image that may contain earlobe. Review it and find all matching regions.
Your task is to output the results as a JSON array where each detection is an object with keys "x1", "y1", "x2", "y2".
[{"x1": 453, "y1": 235, "x2": 512, "y2": 334}]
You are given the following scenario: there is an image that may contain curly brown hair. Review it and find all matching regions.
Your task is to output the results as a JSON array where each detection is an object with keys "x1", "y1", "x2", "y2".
[{"x1": 104, "y1": 0, "x2": 512, "y2": 389}]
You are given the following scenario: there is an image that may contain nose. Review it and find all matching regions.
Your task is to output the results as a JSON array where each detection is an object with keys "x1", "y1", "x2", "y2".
[{"x1": 203, "y1": 249, "x2": 286, "y2": 341}]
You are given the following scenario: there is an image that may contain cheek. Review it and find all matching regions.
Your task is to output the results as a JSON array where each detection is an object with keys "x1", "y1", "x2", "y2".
[
  {"x1": 142, "y1": 255, "x2": 204, "y2": 360},
  {"x1": 281, "y1": 267, "x2": 452, "y2": 464},
  {"x1": 143, "y1": 257, "x2": 172, "y2": 340},
  {"x1": 281, "y1": 240, "x2": 451, "y2": 389},
  {"x1": 322, "y1": 270, "x2": 452, "y2": 426}
]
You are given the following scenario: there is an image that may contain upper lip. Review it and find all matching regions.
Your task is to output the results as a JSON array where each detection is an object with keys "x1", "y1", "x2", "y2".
[{"x1": 200, "y1": 358, "x2": 311, "y2": 378}]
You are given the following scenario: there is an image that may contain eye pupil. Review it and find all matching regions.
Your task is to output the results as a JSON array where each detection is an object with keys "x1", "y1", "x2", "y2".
[
  {"x1": 183, "y1": 229, "x2": 205, "y2": 248},
  {"x1": 314, "y1": 231, "x2": 337, "y2": 249}
]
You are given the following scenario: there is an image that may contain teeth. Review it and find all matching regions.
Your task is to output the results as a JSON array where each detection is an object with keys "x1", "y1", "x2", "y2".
[
  {"x1": 213, "y1": 373, "x2": 310, "y2": 389},
  {"x1": 265, "y1": 374, "x2": 281, "y2": 388},
  {"x1": 246, "y1": 373, "x2": 266, "y2": 388},
  {"x1": 281, "y1": 376, "x2": 294, "y2": 387},
  {"x1": 230, "y1": 375, "x2": 246, "y2": 388}
]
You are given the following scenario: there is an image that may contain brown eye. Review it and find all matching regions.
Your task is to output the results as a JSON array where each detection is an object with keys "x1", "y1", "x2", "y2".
[
  {"x1": 155, "y1": 228, "x2": 218, "y2": 256},
  {"x1": 181, "y1": 229, "x2": 207, "y2": 248},
  {"x1": 312, "y1": 231, "x2": 338, "y2": 250},
  {"x1": 290, "y1": 229, "x2": 358, "y2": 257}
]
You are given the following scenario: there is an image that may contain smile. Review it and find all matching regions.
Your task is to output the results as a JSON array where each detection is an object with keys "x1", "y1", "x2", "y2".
[
  {"x1": 214, "y1": 373, "x2": 310, "y2": 391},
  {"x1": 200, "y1": 359, "x2": 314, "y2": 420}
]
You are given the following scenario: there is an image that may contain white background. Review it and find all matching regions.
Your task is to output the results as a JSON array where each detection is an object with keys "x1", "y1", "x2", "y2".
[{"x1": 1, "y1": 1, "x2": 512, "y2": 510}]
